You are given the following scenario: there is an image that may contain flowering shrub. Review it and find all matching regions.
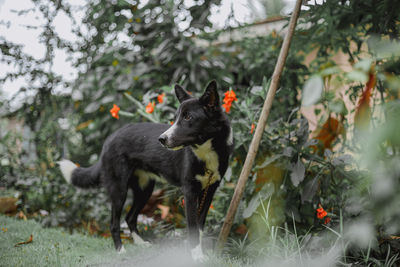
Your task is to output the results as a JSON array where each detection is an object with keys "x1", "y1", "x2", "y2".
[{"x1": 1, "y1": 1, "x2": 399, "y2": 265}]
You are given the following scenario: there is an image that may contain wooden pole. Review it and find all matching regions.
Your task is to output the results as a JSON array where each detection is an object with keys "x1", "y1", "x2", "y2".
[{"x1": 216, "y1": 0, "x2": 303, "y2": 252}]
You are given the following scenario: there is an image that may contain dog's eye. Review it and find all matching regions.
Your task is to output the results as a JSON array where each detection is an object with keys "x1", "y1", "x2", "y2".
[{"x1": 183, "y1": 113, "x2": 192, "y2": 121}]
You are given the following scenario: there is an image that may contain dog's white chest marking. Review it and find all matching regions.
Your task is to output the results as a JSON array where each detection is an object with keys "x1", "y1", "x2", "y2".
[
  {"x1": 191, "y1": 139, "x2": 220, "y2": 189},
  {"x1": 134, "y1": 169, "x2": 166, "y2": 189}
]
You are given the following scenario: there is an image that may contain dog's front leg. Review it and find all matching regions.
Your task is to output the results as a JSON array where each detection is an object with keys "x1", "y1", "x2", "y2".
[
  {"x1": 182, "y1": 186, "x2": 205, "y2": 261},
  {"x1": 183, "y1": 188, "x2": 200, "y2": 246},
  {"x1": 197, "y1": 182, "x2": 219, "y2": 230}
]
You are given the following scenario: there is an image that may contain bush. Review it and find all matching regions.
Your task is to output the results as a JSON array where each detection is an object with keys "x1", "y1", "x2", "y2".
[{"x1": 1, "y1": 0, "x2": 400, "y2": 265}]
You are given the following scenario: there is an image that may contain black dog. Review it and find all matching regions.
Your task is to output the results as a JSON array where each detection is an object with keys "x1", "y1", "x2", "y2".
[{"x1": 58, "y1": 80, "x2": 233, "y2": 260}]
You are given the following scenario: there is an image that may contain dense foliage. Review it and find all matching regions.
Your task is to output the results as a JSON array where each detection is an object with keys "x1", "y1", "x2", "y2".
[{"x1": 1, "y1": 0, "x2": 400, "y2": 265}]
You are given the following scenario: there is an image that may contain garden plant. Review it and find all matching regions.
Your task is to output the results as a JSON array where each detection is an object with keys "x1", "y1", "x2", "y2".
[{"x1": 1, "y1": 0, "x2": 400, "y2": 266}]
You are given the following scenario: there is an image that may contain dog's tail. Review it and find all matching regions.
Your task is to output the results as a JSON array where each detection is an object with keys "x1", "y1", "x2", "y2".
[{"x1": 57, "y1": 159, "x2": 101, "y2": 188}]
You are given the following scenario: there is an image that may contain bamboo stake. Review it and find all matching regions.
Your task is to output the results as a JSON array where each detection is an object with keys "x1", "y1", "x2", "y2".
[{"x1": 216, "y1": 0, "x2": 303, "y2": 252}]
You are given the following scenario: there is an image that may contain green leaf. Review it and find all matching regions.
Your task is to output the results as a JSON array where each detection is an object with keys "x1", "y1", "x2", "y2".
[
  {"x1": 328, "y1": 99, "x2": 348, "y2": 115},
  {"x1": 118, "y1": 110, "x2": 135, "y2": 118},
  {"x1": 242, "y1": 194, "x2": 261, "y2": 219},
  {"x1": 124, "y1": 93, "x2": 144, "y2": 108},
  {"x1": 347, "y1": 70, "x2": 368, "y2": 83},
  {"x1": 262, "y1": 76, "x2": 270, "y2": 94},
  {"x1": 302, "y1": 75, "x2": 324, "y2": 106},
  {"x1": 354, "y1": 59, "x2": 373, "y2": 73},
  {"x1": 301, "y1": 177, "x2": 319, "y2": 203},
  {"x1": 250, "y1": 86, "x2": 263, "y2": 96},
  {"x1": 84, "y1": 102, "x2": 100, "y2": 113},
  {"x1": 319, "y1": 66, "x2": 341, "y2": 77},
  {"x1": 290, "y1": 159, "x2": 305, "y2": 187},
  {"x1": 242, "y1": 183, "x2": 274, "y2": 219},
  {"x1": 385, "y1": 75, "x2": 400, "y2": 91},
  {"x1": 255, "y1": 154, "x2": 283, "y2": 170},
  {"x1": 160, "y1": 85, "x2": 174, "y2": 93},
  {"x1": 368, "y1": 38, "x2": 400, "y2": 59},
  {"x1": 224, "y1": 167, "x2": 232, "y2": 182},
  {"x1": 332, "y1": 154, "x2": 353, "y2": 166}
]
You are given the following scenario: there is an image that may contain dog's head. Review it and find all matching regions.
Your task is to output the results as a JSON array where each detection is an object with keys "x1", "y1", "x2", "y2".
[{"x1": 158, "y1": 80, "x2": 223, "y2": 150}]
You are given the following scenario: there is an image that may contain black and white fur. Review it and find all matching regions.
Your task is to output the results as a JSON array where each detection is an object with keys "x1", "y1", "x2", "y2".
[{"x1": 58, "y1": 81, "x2": 233, "y2": 260}]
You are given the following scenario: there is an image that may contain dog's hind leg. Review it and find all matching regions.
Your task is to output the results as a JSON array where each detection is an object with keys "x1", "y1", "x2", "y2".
[
  {"x1": 109, "y1": 186, "x2": 127, "y2": 252},
  {"x1": 125, "y1": 178, "x2": 155, "y2": 245},
  {"x1": 105, "y1": 161, "x2": 130, "y2": 252}
]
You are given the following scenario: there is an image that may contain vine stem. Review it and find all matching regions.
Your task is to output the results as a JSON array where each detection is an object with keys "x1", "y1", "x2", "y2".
[{"x1": 216, "y1": 0, "x2": 303, "y2": 252}]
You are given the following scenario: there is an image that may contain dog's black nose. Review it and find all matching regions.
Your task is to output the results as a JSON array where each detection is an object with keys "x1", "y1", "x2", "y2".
[{"x1": 158, "y1": 135, "x2": 167, "y2": 146}]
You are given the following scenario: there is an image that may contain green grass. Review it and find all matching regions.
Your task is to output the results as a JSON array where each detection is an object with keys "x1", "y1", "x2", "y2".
[
  {"x1": 0, "y1": 213, "x2": 340, "y2": 267},
  {"x1": 4, "y1": 212, "x2": 396, "y2": 267},
  {"x1": 0, "y1": 214, "x2": 238, "y2": 267},
  {"x1": 0, "y1": 214, "x2": 151, "y2": 267}
]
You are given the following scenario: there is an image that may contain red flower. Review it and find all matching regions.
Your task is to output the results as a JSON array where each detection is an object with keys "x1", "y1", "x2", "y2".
[
  {"x1": 224, "y1": 90, "x2": 237, "y2": 102},
  {"x1": 110, "y1": 104, "x2": 120, "y2": 119},
  {"x1": 324, "y1": 217, "x2": 331, "y2": 224},
  {"x1": 316, "y1": 204, "x2": 327, "y2": 219},
  {"x1": 222, "y1": 89, "x2": 237, "y2": 113},
  {"x1": 157, "y1": 92, "x2": 165, "y2": 104},
  {"x1": 181, "y1": 198, "x2": 185, "y2": 207},
  {"x1": 250, "y1": 123, "x2": 255, "y2": 134},
  {"x1": 222, "y1": 102, "x2": 232, "y2": 113},
  {"x1": 145, "y1": 102, "x2": 155, "y2": 113}
]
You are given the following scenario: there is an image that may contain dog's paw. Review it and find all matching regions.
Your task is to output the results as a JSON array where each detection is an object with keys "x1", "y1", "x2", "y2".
[
  {"x1": 191, "y1": 244, "x2": 207, "y2": 262},
  {"x1": 117, "y1": 246, "x2": 126, "y2": 254},
  {"x1": 139, "y1": 241, "x2": 152, "y2": 247},
  {"x1": 132, "y1": 232, "x2": 151, "y2": 247}
]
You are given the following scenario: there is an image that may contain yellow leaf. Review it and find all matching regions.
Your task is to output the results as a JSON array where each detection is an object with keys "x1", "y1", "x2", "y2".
[{"x1": 15, "y1": 235, "x2": 33, "y2": 247}]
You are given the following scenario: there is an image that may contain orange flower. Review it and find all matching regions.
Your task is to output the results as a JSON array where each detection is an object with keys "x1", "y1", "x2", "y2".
[
  {"x1": 145, "y1": 102, "x2": 155, "y2": 113},
  {"x1": 110, "y1": 104, "x2": 120, "y2": 119},
  {"x1": 324, "y1": 217, "x2": 331, "y2": 224},
  {"x1": 170, "y1": 121, "x2": 174, "y2": 125},
  {"x1": 316, "y1": 204, "x2": 327, "y2": 219},
  {"x1": 224, "y1": 90, "x2": 237, "y2": 102},
  {"x1": 251, "y1": 123, "x2": 255, "y2": 134},
  {"x1": 181, "y1": 198, "x2": 185, "y2": 207},
  {"x1": 222, "y1": 103, "x2": 232, "y2": 113},
  {"x1": 210, "y1": 203, "x2": 214, "y2": 210},
  {"x1": 157, "y1": 92, "x2": 165, "y2": 104},
  {"x1": 222, "y1": 89, "x2": 237, "y2": 113}
]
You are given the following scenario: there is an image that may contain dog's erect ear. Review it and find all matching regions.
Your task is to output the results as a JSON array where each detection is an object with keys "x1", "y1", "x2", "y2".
[
  {"x1": 175, "y1": 84, "x2": 192, "y2": 103},
  {"x1": 200, "y1": 80, "x2": 219, "y2": 110}
]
